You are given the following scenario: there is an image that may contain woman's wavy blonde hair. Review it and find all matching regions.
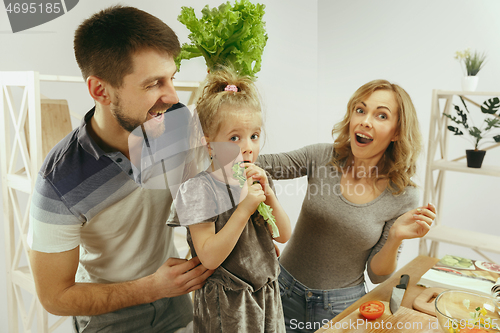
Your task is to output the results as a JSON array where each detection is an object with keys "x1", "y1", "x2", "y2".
[
  {"x1": 331, "y1": 79, "x2": 422, "y2": 194},
  {"x1": 196, "y1": 67, "x2": 261, "y2": 140}
]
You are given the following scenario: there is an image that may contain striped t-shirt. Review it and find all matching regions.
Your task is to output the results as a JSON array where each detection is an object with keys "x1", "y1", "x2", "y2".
[{"x1": 27, "y1": 105, "x2": 191, "y2": 284}]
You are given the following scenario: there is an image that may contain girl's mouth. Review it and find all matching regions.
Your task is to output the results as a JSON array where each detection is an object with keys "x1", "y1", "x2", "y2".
[{"x1": 355, "y1": 133, "x2": 373, "y2": 144}]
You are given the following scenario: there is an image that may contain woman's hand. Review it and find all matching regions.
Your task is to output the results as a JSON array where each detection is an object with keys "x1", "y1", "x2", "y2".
[
  {"x1": 370, "y1": 203, "x2": 436, "y2": 276},
  {"x1": 390, "y1": 203, "x2": 436, "y2": 241}
]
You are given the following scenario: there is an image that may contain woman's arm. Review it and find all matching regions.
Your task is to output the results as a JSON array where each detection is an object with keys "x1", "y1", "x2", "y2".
[
  {"x1": 189, "y1": 176, "x2": 266, "y2": 270},
  {"x1": 256, "y1": 143, "x2": 333, "y2": 181},
  {"x1": 369, "y1": 202, "x2": 436, "y2": 276}
]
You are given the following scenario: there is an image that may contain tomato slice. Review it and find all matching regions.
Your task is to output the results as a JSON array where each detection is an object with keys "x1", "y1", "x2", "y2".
[{"x1": 359, "y1": 301, "x2": 385, "y2": 320}]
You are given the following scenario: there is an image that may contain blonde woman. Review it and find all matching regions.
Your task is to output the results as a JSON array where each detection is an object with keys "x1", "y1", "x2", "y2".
[{"x1": 257, "y1": 80, "x2": 436, "y2": 332}]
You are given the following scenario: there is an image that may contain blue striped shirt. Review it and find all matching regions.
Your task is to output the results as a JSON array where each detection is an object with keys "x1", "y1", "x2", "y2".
[{"x1": 28, "y1": 104, "x2": 190, "y2": 283}]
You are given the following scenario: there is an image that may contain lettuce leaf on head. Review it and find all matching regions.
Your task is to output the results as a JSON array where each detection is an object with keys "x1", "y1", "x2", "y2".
[{"x1": 176, "y1": 0, "x2": 268, "y2": 78}]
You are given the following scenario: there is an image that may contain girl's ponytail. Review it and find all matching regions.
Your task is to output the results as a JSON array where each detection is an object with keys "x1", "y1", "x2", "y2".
[{"x1": 196, "y1": 67, "x2": 261, "y2": 139}]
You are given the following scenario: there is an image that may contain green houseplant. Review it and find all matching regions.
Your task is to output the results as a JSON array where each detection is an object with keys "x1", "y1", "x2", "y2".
[
  {"x1": 455, "y1": 48, "x2": 487, "y2": 76},
  {"x1": 444, "y1": 96, "x2": 500, "y2": 168},
  {"x1": 455, "y1": 48, "x2": 487, "y2": 91},
  {"x1": 175, "y1": 0, "x2": 268, "y2": 78}
]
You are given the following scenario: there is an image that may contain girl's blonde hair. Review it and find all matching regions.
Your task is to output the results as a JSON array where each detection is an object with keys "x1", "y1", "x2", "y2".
[
  {"x1": 196, "y1": 67, "x2": 261, "y2": 140},
  {"x1": 331, "y1": 79, "x2": 422, "y2": 194}
]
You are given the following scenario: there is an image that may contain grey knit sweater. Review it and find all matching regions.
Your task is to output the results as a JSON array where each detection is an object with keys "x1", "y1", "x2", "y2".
[{"x1": 257, "y1": 143, "x2": 419, "y2": 290}]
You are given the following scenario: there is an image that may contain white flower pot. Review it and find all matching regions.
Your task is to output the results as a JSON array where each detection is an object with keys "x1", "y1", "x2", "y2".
[{"x1": 462, "y1": 76, "x2": 479, "y2": 91}]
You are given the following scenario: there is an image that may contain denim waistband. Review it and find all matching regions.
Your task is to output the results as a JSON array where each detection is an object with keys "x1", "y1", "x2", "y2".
[{"x1": 279, "y1": 263, "x2": 366, "y2": 302}]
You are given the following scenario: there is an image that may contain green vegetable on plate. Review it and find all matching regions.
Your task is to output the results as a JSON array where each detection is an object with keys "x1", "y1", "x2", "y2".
[{"x1": 439, "y1": 255, "x2": 473, "y2": 269}]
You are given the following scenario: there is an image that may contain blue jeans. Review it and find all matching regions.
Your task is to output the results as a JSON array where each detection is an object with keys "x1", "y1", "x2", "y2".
[
  {"x1": 73, "y1": 294, "x2": 192, "y2": 333},
  {"x1": 278, "y1": 264, "x2": 366, "y2": 333}
]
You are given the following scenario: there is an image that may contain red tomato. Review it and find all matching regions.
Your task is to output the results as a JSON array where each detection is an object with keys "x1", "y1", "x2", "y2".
[{"x1": 359, "y1": 301, "x2": 385, "y2": 320}]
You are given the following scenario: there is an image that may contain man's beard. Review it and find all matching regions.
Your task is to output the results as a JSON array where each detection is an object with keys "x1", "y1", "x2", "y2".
[{"x1": 111, "y1": 96, "x2": 170, "y2": 138}]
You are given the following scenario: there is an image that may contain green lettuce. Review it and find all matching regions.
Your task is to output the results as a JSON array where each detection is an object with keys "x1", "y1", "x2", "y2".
[
  {"x1": 176, "y1": 0, "x2": 268, "y2": 78},
  {"x1": 232, "y1": 163, "x2": 279, "y2": 238}
]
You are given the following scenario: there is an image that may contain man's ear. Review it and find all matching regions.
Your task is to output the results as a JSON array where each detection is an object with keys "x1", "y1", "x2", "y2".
[{"x1": 87, "y1": 76, "x2": 111, "y2": 105}]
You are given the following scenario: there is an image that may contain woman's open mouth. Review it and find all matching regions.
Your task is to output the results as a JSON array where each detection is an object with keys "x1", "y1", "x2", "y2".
[{"x1": 355, "y1": 133, "x2": 373, "y2": 144}]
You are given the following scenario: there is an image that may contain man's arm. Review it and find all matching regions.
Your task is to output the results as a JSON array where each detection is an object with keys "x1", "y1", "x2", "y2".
[{"x1": 30, "y1": 247, "x2": 211, "y2": 316}]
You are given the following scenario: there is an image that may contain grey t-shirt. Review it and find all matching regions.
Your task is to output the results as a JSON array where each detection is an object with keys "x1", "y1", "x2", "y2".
[
  {"x1": 169, "y1": 170, "x2": 280, "y2": 290},
  {"x1": 257, "y1": 143, "x2": 419, "y2": 290}
]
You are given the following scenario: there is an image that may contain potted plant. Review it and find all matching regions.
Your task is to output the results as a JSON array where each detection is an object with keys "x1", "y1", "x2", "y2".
[
  {"x1": 444, "y1": 96, "x2": 500, "y2": 168},
  {"x1": 175, "y1": 0, "x2": 268, "y2": 78},
  {"x1": 454, "y1": 48, "x2": 487, "y2": 91}
]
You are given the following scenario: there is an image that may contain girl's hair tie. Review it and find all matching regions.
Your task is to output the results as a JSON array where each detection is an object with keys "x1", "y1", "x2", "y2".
[{"x1": 224, "y1": 84, "x2": 238, "y2": 92}]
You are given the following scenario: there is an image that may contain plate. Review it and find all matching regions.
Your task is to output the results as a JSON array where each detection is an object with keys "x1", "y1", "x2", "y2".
[
  {"x1": 438, "y1": 263, "x2": 475, "y2": 270},
  {"x1": 475, "y1": 261, "x2": 500, "y2": 273},
  {"x1": 438, "y1": 255, "x2": 475, "y2": 270}
]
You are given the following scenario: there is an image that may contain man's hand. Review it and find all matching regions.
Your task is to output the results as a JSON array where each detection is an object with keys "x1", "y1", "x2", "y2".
[
  {"x1": 152, "y1": 257, "x2": 213, "y2": 297},
  {"x1": 30, "y1": 247, "x2": 213, "y2": 317}
]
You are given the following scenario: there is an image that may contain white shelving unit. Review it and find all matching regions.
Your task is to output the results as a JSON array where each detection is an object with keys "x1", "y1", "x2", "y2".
[
  {"x1": 0, "y1": 71, "x2": 202, "y2": 333},
  {"x1": 419, "y1": 89, "x2": 500, "y2": 263}
]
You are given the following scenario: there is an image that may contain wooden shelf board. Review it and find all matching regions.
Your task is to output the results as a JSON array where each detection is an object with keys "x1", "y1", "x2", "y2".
[
  {"x1": 5, "y1": 173, "x2": 32, "y2": 193},
  {"x1": 435, "y1": 90, "x2": 500, "y2": 97},
  {"x1": 11, "y1": 266, "x2": 36, "y2": 293},
  {"x1": 36, "y1": 74, "x2": 201, "y2": 90},
  {"x1": 38, "y1": 74, "x2": 84, "y2": 83},
  {"x1": 431, "y1": 160, "x2": 500, "y2": 177},
  {"x1": 173, "y1": 81, "x2": 201, "y2": 88},
  {"x1": 423, "y1": 225, "x2": 500, "y2": 254}
]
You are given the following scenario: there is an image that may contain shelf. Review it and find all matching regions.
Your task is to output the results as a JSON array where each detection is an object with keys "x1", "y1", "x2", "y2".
[
  {"x1": 434, "y1": 90, "x2": 500, "y2": 97},
  {"x1": 5, "y1": 173, "x2": 32, "y2": 193},
  {"x1": 431, "y1": 160, "x2": 500, "y2": 177},
  {"x1": 424, "y1": 225, "x2": 500, "y2": 255},
  {"x1": 37, "y1": 74, "x2": 201, "y2": 89},
  {"x1": 11, "y1": 266, "x2": 36, "y2": 293},
  {"x1": 420, "y1": 89, "x2": 500, "y2": 261}
]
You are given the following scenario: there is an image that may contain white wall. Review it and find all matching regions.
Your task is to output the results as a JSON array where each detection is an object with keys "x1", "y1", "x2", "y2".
[
  {"x1": 0, "y1": 1, "x2": 317, "y2": 331},
  {"x1": 1, "y1": 0, "x2": 499, "y2": 332}
]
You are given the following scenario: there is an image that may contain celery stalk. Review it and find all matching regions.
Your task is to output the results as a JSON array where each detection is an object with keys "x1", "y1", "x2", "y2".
[{"x1": 232, "y1": 163, "x2": 279, "y2": 238}]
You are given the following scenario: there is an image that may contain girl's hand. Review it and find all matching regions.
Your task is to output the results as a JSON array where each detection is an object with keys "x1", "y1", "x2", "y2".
[
  {"x1": 241, "y1": 163, "x2": 271, "y2": 195},
  {"x1": 238, "y1": 172, "x2": 266, "y2": 216},
  {"x1": 390, "y1": 203, "x2": 436, "y2": 242}
]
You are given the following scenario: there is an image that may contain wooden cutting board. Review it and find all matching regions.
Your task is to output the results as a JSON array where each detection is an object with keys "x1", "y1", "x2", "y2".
[
  {"x1": 412, "y1": 287, "x2": 446, "y2": 316},
  {"x1": 320, "y1": 301, "x2": 442, "y2": 332}
]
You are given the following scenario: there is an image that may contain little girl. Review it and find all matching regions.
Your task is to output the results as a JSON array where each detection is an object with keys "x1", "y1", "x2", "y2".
[{"x1": 169, "y1": 68, "x2": 291, "y2": 332}]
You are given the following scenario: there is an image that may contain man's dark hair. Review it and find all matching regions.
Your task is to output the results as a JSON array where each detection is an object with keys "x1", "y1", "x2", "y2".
[{"x1": 74, "y1": 5, "x2": 180, "y2": 87}]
